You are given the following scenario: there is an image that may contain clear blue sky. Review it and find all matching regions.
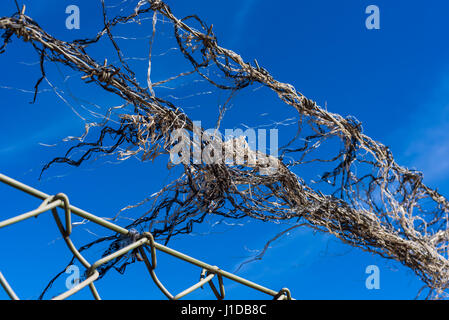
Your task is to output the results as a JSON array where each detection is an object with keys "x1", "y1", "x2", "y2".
[{"x1": 1, "y1": 0, "x2": 449, "y2": 300}]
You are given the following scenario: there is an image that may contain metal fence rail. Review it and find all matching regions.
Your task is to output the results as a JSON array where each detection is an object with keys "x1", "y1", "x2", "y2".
[{"x1": 0, "y1": 173, "x2": 293, "y2": 300}]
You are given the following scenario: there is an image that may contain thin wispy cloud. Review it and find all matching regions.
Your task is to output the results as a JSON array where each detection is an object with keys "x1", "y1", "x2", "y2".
[
  {"x1": 396, "y1": 74, "x2": 449, "y2": 185},
  {"x1": 229, "y1": 0, "x2": 257, "y2": 48}
]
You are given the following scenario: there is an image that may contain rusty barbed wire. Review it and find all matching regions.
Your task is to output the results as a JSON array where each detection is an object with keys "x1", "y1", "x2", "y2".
[{"x1": 0, "y1": 0, "x2": 448, "y2": 299}]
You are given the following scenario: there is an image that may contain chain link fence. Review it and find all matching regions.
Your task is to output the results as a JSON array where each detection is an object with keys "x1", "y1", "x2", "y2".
[{"x1": 0, "y1": 173, "x2": 292, "y2": 300}]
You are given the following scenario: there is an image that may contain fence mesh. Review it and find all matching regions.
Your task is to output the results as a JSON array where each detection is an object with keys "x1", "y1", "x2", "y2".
[{"x1": 0, "y1": 173, "x2": 292, "y2": 300}]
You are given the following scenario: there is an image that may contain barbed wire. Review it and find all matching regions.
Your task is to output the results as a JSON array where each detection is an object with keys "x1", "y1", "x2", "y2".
[{"x1": 0, "y1": 0, "x2": 448, "y2": 299}]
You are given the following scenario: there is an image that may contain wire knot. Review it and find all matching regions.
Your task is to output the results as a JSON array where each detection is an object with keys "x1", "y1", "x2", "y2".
[
  {"x1": 126, "y1": 229, "x2": 144, "y2": 261},
  {"x1": 150, "y1": 0, "x2": 164, "y2": 11}
]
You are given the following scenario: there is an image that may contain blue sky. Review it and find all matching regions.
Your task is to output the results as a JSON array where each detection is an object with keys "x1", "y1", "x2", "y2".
[{"x1": 0, "y1": 0, "x2": 449, "y2": 300}]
